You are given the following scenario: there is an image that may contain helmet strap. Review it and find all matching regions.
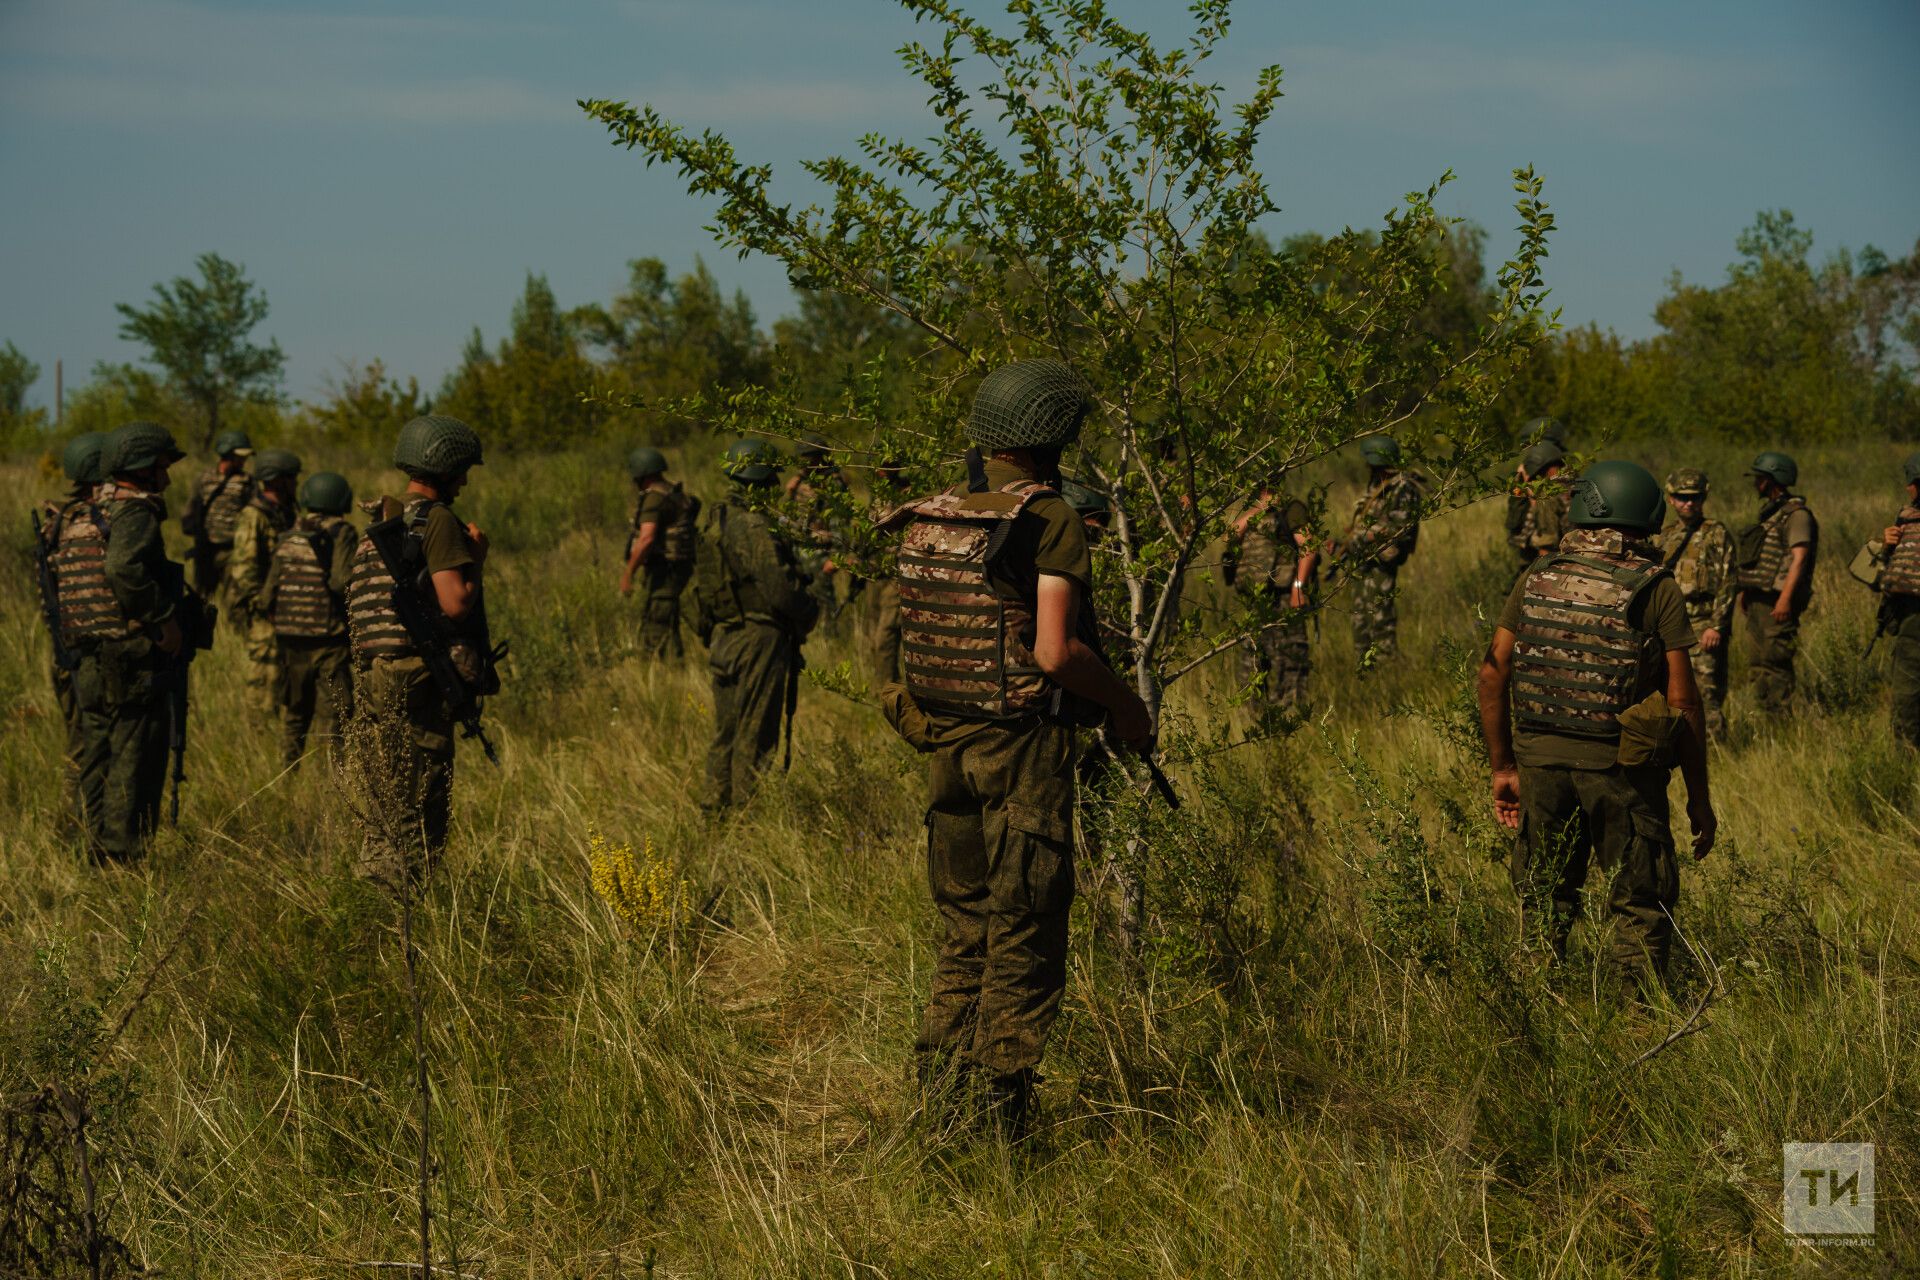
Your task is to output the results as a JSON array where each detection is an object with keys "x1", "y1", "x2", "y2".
[{"x1": 965, "y1": 447, "x2": 989, "y2": 494}]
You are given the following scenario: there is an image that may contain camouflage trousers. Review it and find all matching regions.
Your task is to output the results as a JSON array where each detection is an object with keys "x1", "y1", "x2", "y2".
[
  {"x1": 241, "y1": 613, "x2": 280, "y2": 714},
  {"x1": 1889, "y1": 602, "x2": 1920, "y2": 750},
  {"x1": 351, "y1": 656, "x2": 454, "y2": 884},
  {"x1": 1682, "y1": 613, "x2": 1729, "y2": 739},
  {"x1": 917, "y1": 718, "x2": 1076, "y2": 1082},
  {"x1": 1350, "y1": 565, "x2": 1401, "y2": 662},
  {"x1": 71, "y1": 639, "x2": 172, "y2": 862},
  {"x1": 705, "y1": 621, "x2": 795, "y2": 811},
  {"x1": 864, "y1": 578, "x2": 903, "y2": 689},
  {"x1": 277, "y1": 637, "x2": 352, "y2": 766},
  {"x1": 1510, "y1": 762, "x2": 1679, "y2": 980},
  {"x1": 636, "y1": 560, "x2": 693, "y2": 661},
  {"x1": 1741, "y1": 592, "x2": 1801, "y2": 717},
  {"x1": 1235, "y1": 596, "x2": 1310, "y2": 707}
]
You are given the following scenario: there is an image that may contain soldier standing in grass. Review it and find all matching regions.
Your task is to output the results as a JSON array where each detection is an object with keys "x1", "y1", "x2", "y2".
[
  {"x1": 1225, "y1": 476, "x2": 1316, "y2": 708},
  {"x1": 225, "y1": 447, "x2": 301, "y2": 714},
  {"x1": 265, "y1": 471, "x2": 358, "y2": 765},
  {"x1": 1653, "y1": 469, "x2": 1735, "y2": 739},
  {"x1": 1509, "y1": 440, "x2": 1571, "y2": 576},
  {"x1": 618, "y1": 446, "x2": 700, "y2": 660},
  {"x1": 36, "y1": 432, "x2": 109, "y2": 834},
  {"x1": 180, "y1": 429, "x2": 256, "y2": 608},
  {"x1": 1734, "y1": 451, "x2": 1817, "y2": 718},
  {"x1": 880, "y1": 360, "x2": 1151, "y2": 1138},
  {"x1": 1338, "y1": 436, "x2": 1422, "y2": 666},
  {"x1": 692, "y1": 439, "x2": 818, "y2": 812},
  {"x1": 1874, "y1": 452, "x2": 1920, "y2": 748},
  {"x1": 1478, "y1": 460, "x2": 1716, "y2": 983},
  {"x1": 346, "y1": 415, "x2": 492, "y2": 882}
]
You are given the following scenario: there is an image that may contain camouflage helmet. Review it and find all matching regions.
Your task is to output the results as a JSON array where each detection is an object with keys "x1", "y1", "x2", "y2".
[
  {"x1": 1359, "y1": 436, "x2": 1402, "y2": 467},
  {"x1": 1521, "y1": 440, "x2": 1566, "y2": 475},
  {"x1": 61, "y1": 432, "x2": 108, "y2": 487},
  {"x1": 213, "y1": 429, "x2": 254, "y2": 460},
  {"x1": 1747, "y1": 450, "x2": 1798, "y2": 487},
  {"x1": 394, "y1": 414, "x2": 484, "y2": 479},
  {"x1": 1904, "y1": 451, "x2": 1920, "y2": 486},
  {"x1": 103, "y1": 421, "x2": 185, "y2": 476},
  {"x1": 722, "y1": 438, "x2": 780, "y2": 485},
  {"x1": 1059, "y1": 477, "x2": 1109, "y2": 518},
  {"x1": 1665, "y1": 468, "x2": 1709, "y2": 498},
  {"x1": 299, "y1": 471, "x2": 353, "y2": 515},
  {"x1": 1568, "y1": 459, "x2": 1666, "y2": 534},
  {"x1": 796, "y1": 433, "x2": 832, "y2": 459},
  {"x1": 253, "y1": 447, "x2": 302, "y2": 483},
  {"x1": 1524, "y1": 416, "x2": 1567, "y2": 447},
  {"x1": 969, "y1": 360, "x2": 1093, "y2": 451},
  {"x1": 626, "y1": 445, "x2": 668, "y2": 480}
]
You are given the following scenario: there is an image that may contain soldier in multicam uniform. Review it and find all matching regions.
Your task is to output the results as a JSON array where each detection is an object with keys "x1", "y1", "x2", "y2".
[
  {"x1": 36, "y1": 432, "x2": 110, "y2": 837},
  {"x1": 618, "y1": 446, "x2": 700, "y2": 660},
  {"x1": 1509, "y1": 440, "x2": 1570, "y2": 576},
  {"x1": 264, "y1": 471, "x2": 358, "y2": 765},
  {"x1": 180, "y1": 429, "x2": 257, "y2": 611},
  {"x1": 225, "y1": 448, "x2": 301, "y2": 713},
  {"x1": 1653, "y1": 469, "x2": 1735, "y2": 739},
  {"x1": 1225, "y1": 477, "x2": 1317, "y2": 707},
  {"x1": 1478, "y1": 460, "x2": 1716, "y2": 984},
  {"x1": 1504, "y1": 417, "x2": 1568, "y2": 563},
  {"x1": 1733, "y1": 451, "x2": 1817, "y2": 717},
  {"x1": 1873, "y1": 452, "x2": 1920, "y2": 748},
  {"x1": 1337, "y1": 437, "x2": 1421, "y2": 665}
]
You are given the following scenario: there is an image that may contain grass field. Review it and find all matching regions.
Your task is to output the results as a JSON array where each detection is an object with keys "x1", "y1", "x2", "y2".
[{"x1": 1, "y1": 437, "x2": 1914, "y2": 1277}]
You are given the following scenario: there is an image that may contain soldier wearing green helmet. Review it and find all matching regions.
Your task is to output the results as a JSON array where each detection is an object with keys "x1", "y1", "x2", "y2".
[
  {"x1": 1480, "y1": 459, "x2": 1716, "y2": 984},
  {"x1": 880, "y1": 359, "x2": 1150, "y2": 1138},
  {"x1": 1225, "y1": 474, "x2": 1317, "y2": 708},
  {"x1": 691, "y1": 439, "x2": 817, "y2": 812},
  {"x1": 1508, "y1": 439, "x2": 1572, "y2": 574},
  {"x1": 262, "y1": 471, "x2": 358, "y2": 765},
  {"x1": 225, "y1": 447, "x2": 302, "y2": 713},
  {"x1": 785, "y1": 433, "x2": 857, "y2": 630},
  {"x1": 180, "y1": 427, "x2": 258, "y2": 603},
  {"x1": 1734, "y1": 450, "x2": 1817, "y2": 717},
  {"x1": 619, "y1": 445, "x2": 700, "y2": 659},
  {"x1": 345, "y1": 414, "x2": 494, "y2": 883},
  {"x1": 1873, "y1": 452, "x2": 1920, "y2": 747},
  {"x1": 1336, "y1": 436, "x2": 1424, "y2": 666},
  {"x1": 1653, "y1": 468, "x2": 1735, "y2": 739},
  {"x1": 34, "y1": 431, "x2": 111, "y2": 827}
]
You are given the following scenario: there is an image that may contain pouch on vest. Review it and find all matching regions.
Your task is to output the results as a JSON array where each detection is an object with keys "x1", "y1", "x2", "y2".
[
  {"x1": 1848, "y1": 541, "x2": 1888, "y2": 589},
  {"x1": 1734, "y1": 520, "x2": 1768, "y2": 571},
  {"x1": 879, "y1": 681, "x2": 936, "y2": 753},
  {"x1": 1614, "y1": 691, "x2": 1682, "y2": 769}
]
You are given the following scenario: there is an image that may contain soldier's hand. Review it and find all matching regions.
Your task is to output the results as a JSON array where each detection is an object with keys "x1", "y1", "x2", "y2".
[
  {"x1": 1110, "y1": 693, "x2": 1153, "y2": 748},
  {"x1": 1770, "y1": 596, "x2": 1792, "y2": 624},
  {"x1": 1687, "y1": 794, "x2": 1717, "y2": 861},
  {"x1": 618, "y1": 573, "x2": 634, "y2": 597},
  {"x1": 1491, "y1": 767, "x2": 1521, "y2": 829},
  {"x1": 155, "y1": 617, "x2": 184, "y2": 656},
  {"x1": 1885, "y1": 525, "x2": 1902, "y2": 550},
  {"x1": 467, "y1": 523, "x2": 490, "y2": 565},
  {"x1": 1700, "y1": 627, "x2": 1721, "y2": 652}
]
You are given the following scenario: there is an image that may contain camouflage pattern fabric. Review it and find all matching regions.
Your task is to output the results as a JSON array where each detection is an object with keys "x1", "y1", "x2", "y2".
[
  {"x1": 72, "y1": 640, "x2": 172, "y2": 862},
  {"x1": 1736, "y1": 496, "x2": 1812, "y2": 592},
  {"x1": 637, "y1": 560, "x2": 693, "y2": 660},
  {"x1": 351, "y1": 655, "x2": 453, "y2": 884},
  {"x1": 1510, "y1": 762, "x2": 1679, "y2": 979},
  {"x1": 1510, "y1": 529, "x2": 1665, "y2": 742},
  {"x1": 1882, "y1": 506, "x2": 1920, "y2": 596},
  {"x1": 1341, "y1": 470, "x2": 1421, "y2": 660},
  {"x1": 704, "y1": 621, "x2": 795, "y2": 810},
  {"x1": 183, "y1": 466, "x2": 256, "y2": 602},
  {"x1": 226, "y1": 498, "x2": 297, "y2": 712},
  {"x1": 1654, "y1": 516, "x2": 1735, "y2": 737},
  {"x1": 1513, "y1": 485, "x2": 1571, "y2": 566},
  {"x1": 1742, "y1": 595, "x2": 1799, "y2": 716},
  {"x1": 1889, "y1": 600, "x2": 1920, "y2": 749},
  {"x1": 1231, "y1": 497, "x2": 1312, "y2": 705},
  {"x1": 278, "y1": 637, "x2": 352, "y2": 765},
  {"x1": 1349, "y1": 566, "x2": 1400, "y2": 663}
]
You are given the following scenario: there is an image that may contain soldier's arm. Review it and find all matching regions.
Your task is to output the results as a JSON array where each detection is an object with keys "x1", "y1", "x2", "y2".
[
  {"x1": 1666, "y1": 649, "x2": 1716, "y2": 859},
  {"x1": 329, "y1": 529, "x2": 359, "y2": 595},
  {"x1": 104, "y1": 501, "x2": 177, "y2": 631},
  {"x1": 1476, "y1": 629, "x2": 1520, "y2": 828},
  {"x1": 225, "y1": 508, "x2": 269, "y2": 611},
  {"x1": 1034, "y1": 573, "x2": 1151, "y2": 745}
]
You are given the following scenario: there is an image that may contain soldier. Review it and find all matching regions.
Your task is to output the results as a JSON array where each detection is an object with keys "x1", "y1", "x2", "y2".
[
  {"x1": 1477, "y1": 460, "x2": 1716, "y2": 982},
  {"x1": 180, "y1": 429, "x2": 257, "y2": 606},
  {"x1": 863, "y1": 457, "x2": 909, "y2": 688},
  {"x1": 617, "y1": 446, "x2": 699, "y2": 660},
  {"x1": 1653, "y1": 469, "x2": 1735, "y2": 739},
  {"x1": 1225, "y1": 478, "x2": 1316, "y2": 707},
  {"x1": 345, "y1": 415, "x2": 492, "y2": 883},
  {"x1": 1505, "y1": 420, "x2": 1564, "y2": 552},
  {"x1": 265, "y1": 471, "x2": 358, "y2": 765},
  {"x1": 692, "y1": 439, "x2": 818, "y2": 812},
  {"x1": 786, "y1": 434, "x2": 853, "y2": 627},
  {"x1": 225, "y1": 447, "x2": 302, "y2": 713},
  {"x1": 1734, "y1": 451, "x2": 1817, "y2": 717},
  {"x1": 35, "y1": 432, "x2": 109, "y2": 832},
  {"x1": 1509, "y1": 440, "x2": 1570, "y2": 574},
  {"x1": 1338, "y1": 436, "x2": 1422, "y2": 664},
  {"x1": 1873, "y1": 452, "x2": 1920, "y2": 748},
  {"x1": 74, "y1": 422, "x2": 194, "y2": 862},
  {"x1": 882, "y1": 360, "x2": 1151, "y2": 1137}
]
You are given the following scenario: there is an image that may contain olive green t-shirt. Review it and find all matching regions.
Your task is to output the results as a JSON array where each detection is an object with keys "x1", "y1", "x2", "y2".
[
  {"x1": 419, "y1": 504, "x2": 475, "y2": 576},
  {"x1": 1497, "y1": 566, "x2": 1694, "y2": 769},
  {"x1": 636, "y1": 486, "x2": 673, "y2": 531}
]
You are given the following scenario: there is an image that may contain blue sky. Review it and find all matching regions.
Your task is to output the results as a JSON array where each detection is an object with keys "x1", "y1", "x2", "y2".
[{"x1": 2, "y1": 0, "x2": 1916, "y2": 409}]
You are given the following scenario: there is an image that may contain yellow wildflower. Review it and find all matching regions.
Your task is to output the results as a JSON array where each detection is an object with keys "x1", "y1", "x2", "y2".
[{"x1": 588, "y1": 830, "x2": 690, "y2": 931}]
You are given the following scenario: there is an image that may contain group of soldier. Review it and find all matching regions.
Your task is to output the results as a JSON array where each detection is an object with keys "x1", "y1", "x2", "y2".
[{"x1": 29, "y1": 371, "x2": 1920, "y2": 1140}]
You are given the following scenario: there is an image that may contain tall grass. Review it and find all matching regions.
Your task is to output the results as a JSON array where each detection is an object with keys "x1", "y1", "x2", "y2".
[{"x1": 1, "y1": 439, "x2": 1913, "y2": 1276}]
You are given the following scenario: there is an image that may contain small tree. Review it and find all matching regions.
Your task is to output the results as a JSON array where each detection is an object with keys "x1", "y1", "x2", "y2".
[
  {"x1": 583, "y1": 0, "x2": 1554, "y2": 716},
  {"x1": 300, "y1": 358, "x2": 430, "y2": 449},
  {"x1": 115, "y1": 252, "x2": 286, "y2": 452},
  {"x1": 438, "y1": 274, "x2": 604, "y2": 451}
]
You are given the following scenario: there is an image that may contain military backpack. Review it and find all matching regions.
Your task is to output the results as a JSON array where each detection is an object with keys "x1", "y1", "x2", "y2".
[{"x1": 1881, "y1": 508, "x2": 1920, "y2": 597}]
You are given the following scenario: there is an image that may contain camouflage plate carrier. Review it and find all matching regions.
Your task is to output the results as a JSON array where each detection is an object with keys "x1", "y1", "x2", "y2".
[
  {"x1": 42, "y1": 495, "x2": 127, "y2": 645},
  {"x1": 346, "y1": 499, "x2": 436, "y2": 660},
  {"x1": 1884, "y1": 507, "x2": 1920, "y2": 597},
  {"x1": 632, "y1": 484, "x2": 701, "y2": 564},
  {"x1": 270, "y1": 514, "x2": 353, "y2": 639},
  {"x1": 1736, "y1": 496, "x2": 1810, "y2": 591},
  {"x1": 1512, "y1": 529, "x2": 1667, "y2": 743},
  {"x1": 188, "y1": 468, "x2": 255, "y2": 547}
]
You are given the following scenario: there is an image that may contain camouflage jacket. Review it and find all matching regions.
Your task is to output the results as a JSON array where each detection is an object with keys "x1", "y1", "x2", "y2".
[
  {"x1": 1654, "y1": 517, "x2": 1735, "y2": 634},
  {"x1": 692, "y1": 495, "x2": 818, "y2": 642},
  {"x1": 180, "y1": 465, "x2": 256, "y2": 547},
  {"x1": 100, "y1": 484, "x2": 180, "y2": 632},
  {"x1": 224, "y1": 496, "x2": 298, "y2": 619},
  {"x1": 785, "y1": 469, "x2": 852, "y2": 551},
  {"x1": 1341, "y1": 471, "x2": 1423, "y2": 567},
  {"x1": 1511, "y1": 484, "x2": 1570, "y2": 558},
  {"x1": 1231, "y1": 493, "x2": 1312, "y2": 592}
]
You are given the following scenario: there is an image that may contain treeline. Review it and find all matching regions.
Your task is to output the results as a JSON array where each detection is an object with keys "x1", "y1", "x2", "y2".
[{"x1": 2, "y1": 209, "x2": 1914, "y2": 460}]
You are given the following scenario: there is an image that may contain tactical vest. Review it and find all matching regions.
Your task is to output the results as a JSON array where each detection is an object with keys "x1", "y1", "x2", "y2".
[
  {"x1": 633, "y1": 484, "x2": 701, "y2": 564},
  {"x1": 346, "y1": 499, "x2": 435, "y2": 659},
  {"x1": 1660, "y1": 519, "x2": 1726, "y2": 602},
  {"x1": 890, "y1": 479, "x2": 1060, "y2": 720},
  {"x1": 270, "y1": 515, "x2": 352, "y2": 639},
  {"x1": 1885, "y1": 507, "x2": 1920, "y2": 597},
  {"x1": 1736, "y1": 496, "x2": 1808, "y2": 591},
  {"x1": 1511, "y1": 530, "x2": 1666, "y2": 742},
  {"x1": 44, "y1": 497, "x2": 126, "y2": 644},
  {"x1": 196, "y1": 469, "x2": 254, "y2": 546}
]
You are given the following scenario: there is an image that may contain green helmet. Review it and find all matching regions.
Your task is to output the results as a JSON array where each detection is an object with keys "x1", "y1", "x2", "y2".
[
  {"x1": 1747, "y1": 451, "x2": 1798, "y2": 487},
  {"x1": 626, "y1": 446, "x2": 668, "y2": 480},
  {"x1": 1665, "y1": 468, "x2": 1709, "y2": 498},
  {"x1": 213, "y1": 429, "x2": 254, "y2": 460},
  {"x1": 1359, "y1": 436, "x2": 1401, "y2": 467},
  {"x1": 1521, "y1": 441, "x2": 1566, "y2": 475},
  {"x1": 1524, "y1": 416, "x2": 1567, "y2": 447},
  {"x1": 796, "y1": 433, "x2": 832, "y2": 459},
  {"x1": 394, "y1": 414, "x2": 484, "y2": 479},
  {"x1": 1059, "y1": 477, "x2": 1109, "y2": 518},
  {"x1": 61, "y1": 432, "x2": 108, "y2": 486},
  {"x1": 254, "y1": 447, "x2": 302, "y2": 483},
  {"x1": 299, "y1": 471, "x2": 353, "y2": 515},
  {"x1": 1568, "y1": 459, "x2": 1666, "y2": 534},
  {"x1": 722, "y1": 438, "x2": 780, "y2": 485},
  {"x1": 1904, "y1": 452, "x2": 1920, "y2": 486},
  {"x1": 969, "y1": 360, "x2": 1093, "y2": 451},
  {"x1": 103, "y1": 421, "x2": 185, "y2": 476}
]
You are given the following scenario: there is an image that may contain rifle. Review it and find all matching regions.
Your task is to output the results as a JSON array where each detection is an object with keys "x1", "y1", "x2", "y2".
[
  {"x1": 1138, "y1": 749, "x2": 1181, "y2": 810},
  {"x1": 1865, "y1": 596, "x2": 1897, "y2": 660},
  {"x1": 30, "y1": 509, "x2": 79, "y2": 672},
  {"x1": 167, "y1": 656, "x2": 189, "y2": 826},
  {"x1": 364, "y1": 515, "x2": 501, "y2": 766}
]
